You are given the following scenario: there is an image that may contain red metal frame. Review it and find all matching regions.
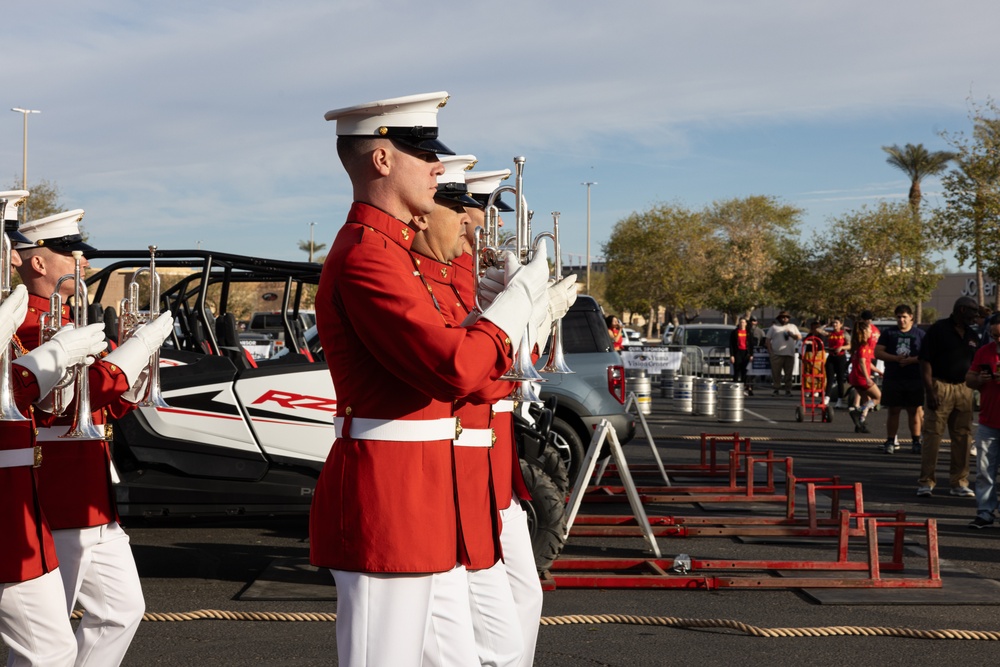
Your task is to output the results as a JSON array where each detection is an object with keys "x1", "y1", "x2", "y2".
[
  {"x1": 799, "y1": 336, "x2": 829, "y2": 423},
  {"x1": 546, "y1": 514, "x2": 941, "y2": 590}
]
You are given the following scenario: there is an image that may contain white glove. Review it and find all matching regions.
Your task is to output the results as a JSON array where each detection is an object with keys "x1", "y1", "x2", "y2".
[
  {"x1": 106, "y1": 312, "x2": 174, "y2": 387},
  {"x1": 0, "y1": 285, "x2": 28, "y2": 350},
  {"x1": 480, "y1": 245, "x2": 549, "y2": 350},
  {"x1": 13, "y1": 322, "x2": 108, "y2": 397},
  {"x1": 477, "y1": 263, "x2": 506, "y2": 311},
  {"x1": 535, "y1": 275, "x2": 578, "y2": 348}
]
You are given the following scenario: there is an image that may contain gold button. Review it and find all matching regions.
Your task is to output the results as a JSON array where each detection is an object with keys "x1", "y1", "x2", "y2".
[
  {"x1": 20, "y1": 370, "x2": 28, "y2": 377},
  {"x1": 345, "y1": 406, "x2": 352, "y2": 415},
  {"x1": 503, "y1": 337, "x2": 510, "y2": 345}
]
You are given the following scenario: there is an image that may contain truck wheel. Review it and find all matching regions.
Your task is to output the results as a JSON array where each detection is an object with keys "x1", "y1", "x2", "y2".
[
  {"x1": 519, "y1": 460, "x2": 568, "y2": 573},
  {"x1": 550, "y1": 416, "x2": 585, "y2": 486}
]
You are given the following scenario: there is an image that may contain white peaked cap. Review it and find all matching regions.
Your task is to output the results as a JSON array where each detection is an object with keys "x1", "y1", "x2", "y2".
[
  {"x1": 437, "y1": 155, "x2": 477, "y2": 186},
  {"x1": 16, "y1": 209, "x2": 95, "y2": 252},
  {"x1": 324, "y1": 91, "x2": 454, "y2": 154}
]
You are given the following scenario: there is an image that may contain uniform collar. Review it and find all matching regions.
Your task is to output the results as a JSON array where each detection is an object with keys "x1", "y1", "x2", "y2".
[
  {"x1": 410, "y1": 251, "x2": 454, "y2": 286},
  {"x1": 348, "y1": 202, "x2": 417, "y2": 251}
]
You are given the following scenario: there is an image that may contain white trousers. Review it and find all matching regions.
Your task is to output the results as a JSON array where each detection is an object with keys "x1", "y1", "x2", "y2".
[
  {"x1": 1, "y1": 569, "x2": 77, "y2": 667},
  {"x1": 331, "y1": 565, "x2": 478, "y2": 667},
  {"x1": 498, "y1": 496, "x2": 543, "y2": 667},
  {"x1": 52, "y1": 522, "x2": 145, "y2": 667}
]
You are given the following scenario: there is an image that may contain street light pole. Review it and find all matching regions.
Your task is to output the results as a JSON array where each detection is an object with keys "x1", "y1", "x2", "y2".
[
  {"x1": 581, "y1": 181, "x2": 597, "y2": 294},
  {"x1": 11, "y1": 108, "x2": 41, "y2": 222}
]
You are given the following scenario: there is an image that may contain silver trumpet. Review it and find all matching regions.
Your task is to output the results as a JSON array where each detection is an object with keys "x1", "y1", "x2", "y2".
[
  {"x1": 0, "y1": 196, "x2": 29, "y2": 422},
  {"x1": 539, "y1": 212, "x2": 574, "y2": 375},
  {"x1": 56, "y1": 251, "x2": 106, "y2": 440},
  {"x1": 119, "y1": 246, "x2": 169, "y2": 408},
  {"x1": 475, "y1": 156, "x2": 551, "y2": 402}
]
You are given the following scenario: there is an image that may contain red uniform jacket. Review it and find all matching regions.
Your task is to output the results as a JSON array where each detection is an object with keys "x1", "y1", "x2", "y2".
[
  {"x1": 411, "y1": 252, "x2": 512, "y2": 570},
  {"x1": 19, "y1": 293, "x2": 134, "y2": 530},
  {"x1": 309, "y1": 203, "x2": 516, "y2": 573},
  {"x1": 452, "y1": 253, "x2": 531, "y2": 510},
  {"x1": 1, "y1": 361, "x2": 59, "y2": 583}
]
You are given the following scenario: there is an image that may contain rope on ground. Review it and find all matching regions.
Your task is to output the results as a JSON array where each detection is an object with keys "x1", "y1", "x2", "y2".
[{"x1": 68, "y1": 609, "x2": 1000, "y2": 639}]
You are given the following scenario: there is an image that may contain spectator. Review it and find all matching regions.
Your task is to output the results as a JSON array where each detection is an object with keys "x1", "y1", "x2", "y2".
[
  {"x1": 765, "y1": 311, "x2": 801, "y2": 396},
  {"x1": 606, "y1": 315, "x2": 624, "y2": 351},
  {"x1": 966, "y1": 313, "x2": 1000, "y2": 528},
  {"x1": 729, "y1": 317, "x2": 753, "y2": 395},
  {"x1": 875, "y1": 304, "x2": 926, "y2": 454},
  {"x1": 825, "y1": 316, "x2": 850, "y2": 409},
  {"x1": 847, "y1": 319, "x2": 880, "y2": 433},
  {"x1": 745, "y1": 316, "x2": 765, "y2": 393},
  {"x1": 916, "y1": 296, "x2": 981, "y2": 498}
]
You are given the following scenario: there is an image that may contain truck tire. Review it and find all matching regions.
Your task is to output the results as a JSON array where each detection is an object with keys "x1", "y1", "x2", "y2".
[
  {"x1": 519, "y1": 460, "x2": 568, "y2": 573},
  {"x1": 550, "y1": 416, "x2": 585, "y2": 487}
]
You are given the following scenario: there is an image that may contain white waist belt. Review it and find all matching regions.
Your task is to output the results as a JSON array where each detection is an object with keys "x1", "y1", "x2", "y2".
[
  {"x1": 35, "y1": 426, "x2": 70, "y2": 442},
  {"x1": 455, "y1": 428, "x2": 495, "y2": 448},
  {"x1": 334, "y1": 417, "x2": 460, "y2": 442},
  {"x1": 493, "y1": 400, "x2": 515, "y2": 413},
  {"x1": 0, "y1": 447, "x2": 41, "y2": 469}
]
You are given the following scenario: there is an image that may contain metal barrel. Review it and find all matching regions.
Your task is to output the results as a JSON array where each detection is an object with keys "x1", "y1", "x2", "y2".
[
  {"x1": 694, "y1": 377, "x2": 717, "y2": 416},
  {"x1": 675, "y1": 375, "x2": 694, "y2": 413},
  {"x1": 660, "y1": 368, "x2": 676, "y2": 399},
  {"x1": 717, "y1": 381, "x2": 744, "y2": 423},
  {"x1": 628, "y1": 369, "x2": 652, "y2": 415}
]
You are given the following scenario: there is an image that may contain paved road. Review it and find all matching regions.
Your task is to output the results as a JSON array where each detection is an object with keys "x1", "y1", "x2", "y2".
[{"x1": 6, "y1": 390, "x2": 1000, "y2": 666}]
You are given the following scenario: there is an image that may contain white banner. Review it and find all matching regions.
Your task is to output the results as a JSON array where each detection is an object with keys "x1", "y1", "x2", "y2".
[{"x1": 620, "y1": 347, "x2": 682, "y2": 373}]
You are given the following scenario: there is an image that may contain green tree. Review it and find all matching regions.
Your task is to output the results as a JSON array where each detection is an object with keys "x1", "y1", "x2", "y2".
[
  {"x1": 881, "y1": 143, "x2": 954, "y2": 321},
  {"x1": 933, "y1": 99, "x2": 1000, "y2": 307},
  {"x1": 702, "y1": 195, "x2": 803, "y2": 320},
  {"x1": 602, "y1": 203, "x2": 715, "y2": 337},
  {"x1": 786, "y1": 202, "x2": 941, "y2": 319}
]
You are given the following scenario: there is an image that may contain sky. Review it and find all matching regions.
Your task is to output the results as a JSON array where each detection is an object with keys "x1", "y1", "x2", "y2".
[{"x1": 3, "y1": 1, "x2": 999, "y2": 270}]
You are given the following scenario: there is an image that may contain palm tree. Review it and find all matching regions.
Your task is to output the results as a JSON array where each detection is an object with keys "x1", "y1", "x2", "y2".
[
  {"x1": 882, "y1": 143, "x2": 956, "y2": 214},
  {"x1": 882, "y1": 143, "x2": 955, "y2": 322},
  {"x1": 297, "y1": 239, "x2": 327, "y2": 263}
]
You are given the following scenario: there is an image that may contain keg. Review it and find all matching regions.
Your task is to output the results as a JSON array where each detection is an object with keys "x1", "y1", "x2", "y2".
[
  {"x1": 675, "y1": 375, "x2": 693, "y2": 413},
  {"x1": 660, "y1": 369, "x2": 676, "y2": 399},
  {"x1": 694, "y1": 378, "x2": 717, "y2": 416},
  {"x1": 717, "y1": 381, "x2": 744, "y2": 423},
  {"x1": 629, "y1": 371, "x2": 652, "y2": 415}
]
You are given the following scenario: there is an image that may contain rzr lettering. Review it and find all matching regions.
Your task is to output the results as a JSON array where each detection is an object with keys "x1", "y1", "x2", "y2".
[{"x1": 252, "y1": 390, "x2": 337, "y2": 412}]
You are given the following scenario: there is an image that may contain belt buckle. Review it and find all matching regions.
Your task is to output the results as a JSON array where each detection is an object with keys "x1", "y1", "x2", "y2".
[
  {"x1": 454, "y1": 417, "x2": 463, "y2": 440},
  {"x1": 33, "y1": 445, "x2": 42, "y2": 468},
  {"x1": 490, "y1": 429, "x2": 496, "y2": 447}
]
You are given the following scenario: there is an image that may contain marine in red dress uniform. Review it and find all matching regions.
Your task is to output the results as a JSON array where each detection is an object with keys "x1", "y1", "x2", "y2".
[
  {"x1": 310, "y1": 93, "x2": 551, "y2": 667},
  {"x1": 14, "y1": 209, "x2": 173, "y2": 667}
]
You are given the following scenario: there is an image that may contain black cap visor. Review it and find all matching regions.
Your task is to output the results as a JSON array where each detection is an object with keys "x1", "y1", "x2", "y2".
[
  {"x1": 380, "y1": 126, "x2": 454, "y2": 155},
  {"x1": 29, "y1": 234, "x2": 97, "y2": 253},
  {"x1": 3, "y1": 221, "x2": 30, "y2": 245},
  {"x1": 472, "y1": 193, "x2": 514, "y2": 212},
  {"x1": 436, "y1": 183, "x2": 480, "y2": 208}
]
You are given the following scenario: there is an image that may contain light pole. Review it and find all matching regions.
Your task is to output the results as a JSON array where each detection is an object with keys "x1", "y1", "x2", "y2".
[
  {"x1": 309, "y1": 222, "x2": 317, "y2": 262},
  {"x1": 581, "y1": 181, "x2": 597, "y2": 294},
  {"x1": 11, "y1": 108, "x2": 40, "y2": 222}
]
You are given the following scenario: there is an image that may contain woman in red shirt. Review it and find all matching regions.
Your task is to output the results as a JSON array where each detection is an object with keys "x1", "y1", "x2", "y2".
[
  {"x1": 848, "y1": 319, "x2": 881, "y2": 433},
  {"x1": 729, "y1": 317, "x2": 754, "y2": 394},
  {"x1": 606, "y1": 315, "x2": 624, "y2": 351}
]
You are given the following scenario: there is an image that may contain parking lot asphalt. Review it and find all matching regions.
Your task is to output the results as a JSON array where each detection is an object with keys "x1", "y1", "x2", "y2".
[{"x1": 7, "y1": 387, "x2": 1000, "y2": 666}]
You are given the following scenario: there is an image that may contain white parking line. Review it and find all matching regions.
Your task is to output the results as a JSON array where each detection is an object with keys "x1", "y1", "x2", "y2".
[{"x1": 743, "y1": 408, "x2": 778, "y2": 424}]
